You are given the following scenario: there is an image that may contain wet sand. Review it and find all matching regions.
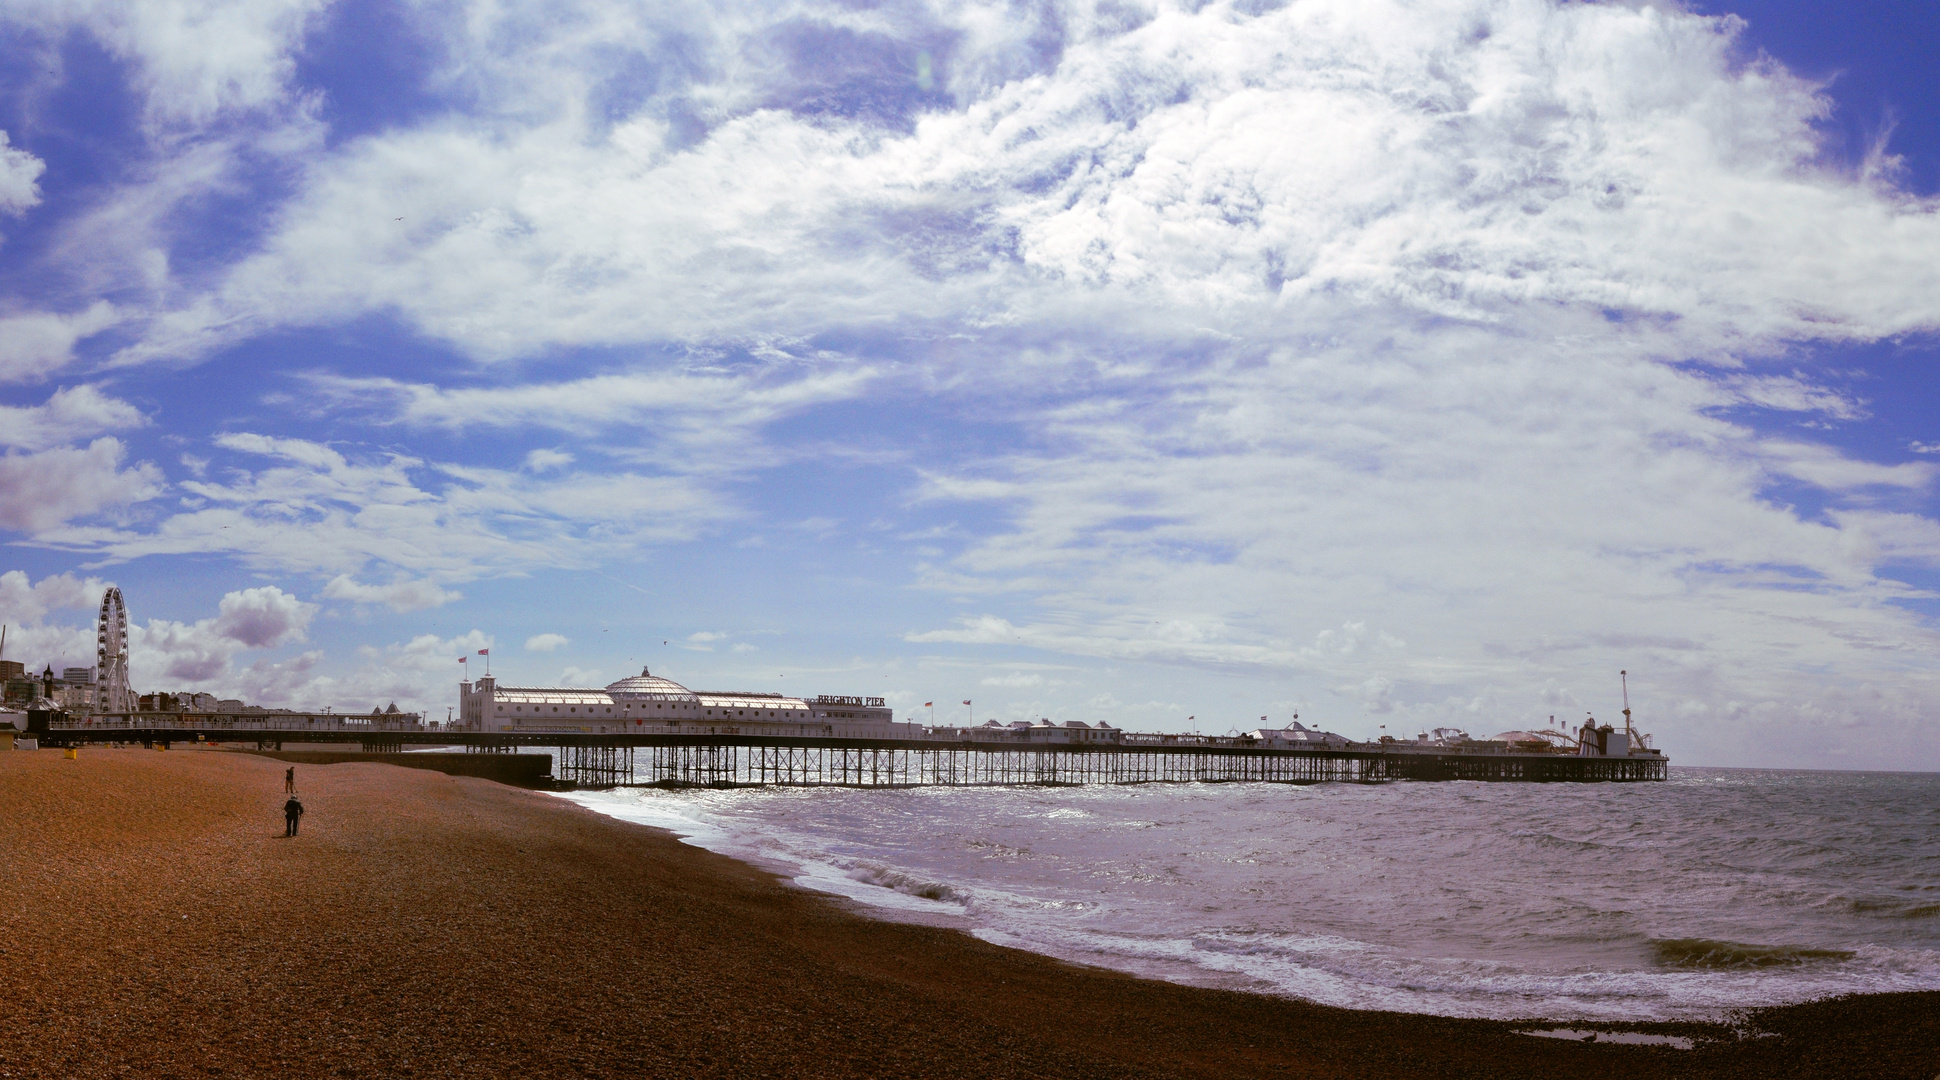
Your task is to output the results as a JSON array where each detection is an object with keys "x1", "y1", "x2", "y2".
[{"x1": 0, "y1": 748, "x2": 1932, "y2": 1079}]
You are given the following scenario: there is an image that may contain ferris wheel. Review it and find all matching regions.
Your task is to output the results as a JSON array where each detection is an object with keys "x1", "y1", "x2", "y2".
[{"x1": 96, "y1": 587, "x2": 135, "y2": 715}]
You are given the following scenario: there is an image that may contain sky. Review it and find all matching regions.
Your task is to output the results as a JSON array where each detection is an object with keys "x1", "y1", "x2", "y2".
[{"x1": 0, "y1": 0, "x2": 1937, "y2": 770}]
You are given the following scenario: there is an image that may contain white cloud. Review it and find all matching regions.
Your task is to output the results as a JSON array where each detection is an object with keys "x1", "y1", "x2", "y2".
[
  {"x1": 909, "y1": 319, "x2": 1940, "y2": 764},
  {"x1": 210, "y1": 585, "x2": 312, "y2": 647},
  {"x1": 0, "y1": 569, "x2": 104, "y2": 626},
  {"x1": 558, "y1": 664, "x2": 603, "y2": 685},
  {"x1": 524, "y1": 632, "x2": 569, "y2": 652},
  {"x1": 321, "y1": 574, "x2": 463, "y2": 612},
  {"x1": 340, "y1": 629, "x2": 493, "y2": 716},
  {"x1": 0, "y1": 438, "x2": 164, "y2": 533},
  {"x1": 139, "y1": 628, "x2": 498, "y2": 717},
  {"x1": 1764, "y1": 441, "x2": 1936, "y2": 493},
  {"x1": 523, "y1": 448, "x2": 574, "y2": 472},
  {"x1": 0, "y1": 385, "x2": 146, "y2": 451},
  {"x1": 1722, "y1": 375, "x2": 1866, "y2": 421},
  {"x1": 0, "y1": 570, "x2": 106, "y2": 672},
  {"x1": 35, "y1": 432, "x2": 731, "y2": 577},
  {"x1": 0, "y1": 304, "x2": 120, "y2": 383},
  {"x1": 0, "y1": 129, "x2": 44, "y2": 214},
  {"x1": 5, "y1": 0, "x2": 328, "y2": 126},
  {"x1": 303, "y1": 363, "x2": 878, "y2": 472},
  {"x1": 92, "y1": 0, "x2": 1940, "y2": 371},
  {"x1": 131, "y1": 585, "x2": 313, "y2": 686}
]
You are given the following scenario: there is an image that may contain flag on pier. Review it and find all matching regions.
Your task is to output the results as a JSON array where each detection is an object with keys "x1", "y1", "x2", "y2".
[{"x1": 962, "y1": 700, "x2": 971, "y2": 705}]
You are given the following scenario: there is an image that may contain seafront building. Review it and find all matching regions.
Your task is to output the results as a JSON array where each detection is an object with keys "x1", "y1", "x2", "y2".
[{"x1": 457, "y1": 668, "x2": 917, "y2": 738}]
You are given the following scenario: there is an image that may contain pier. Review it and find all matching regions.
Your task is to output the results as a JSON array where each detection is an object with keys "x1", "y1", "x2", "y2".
[
  {"x1": 554, "y1": 737, "x2": 1665, "y2": 786},
  {"x1": 34, "y1": 715, "x2": 1669, "y2": 786}
]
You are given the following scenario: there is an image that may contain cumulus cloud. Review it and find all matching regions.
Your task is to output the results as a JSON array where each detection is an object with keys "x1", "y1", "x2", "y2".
[
  {"x1": 136, "y1": 627, "x2": 494, "y2": 716},
  {"x1": 131, "y1": 585, "x2": 313, "y2": 685},
  {"x1": 0, "y1": 569, "x2": 104, "y2": 625},
  {"x1": 0, "y1": 570, "x2": 106, "y2": 672},
  {"x1": 321, "y1": 574, "x2": 462, "y2": 612},
  {"x1": 0, "y1": 385, "x2": 146, "y2": 451},
  {"x1": 0, "y1": 129, "x2": 44, "y2": 214},
  {"x1": 343, "y1": 629, "x2": 493, "y2": 715},
  {"x1": 210, "y1": 585, "x2": 313, "y2": 647},
  {"x1": 524, "y1": 632, "x2": 568, "y2": 652},
  {"x1": 0, "y1": 438, "x2": 164, "y2": 533}
]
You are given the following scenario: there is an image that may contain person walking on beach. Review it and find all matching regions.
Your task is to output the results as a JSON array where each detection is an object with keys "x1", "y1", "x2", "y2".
[
  {"x1": 284, "y1": 795, "x2": 304, "y2": 837},
  {"x1": 284, "y1": 766, "x2": 296, "y2": 793}
]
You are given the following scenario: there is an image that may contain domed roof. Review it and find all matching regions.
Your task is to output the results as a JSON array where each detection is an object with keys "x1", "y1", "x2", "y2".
[{"x1": 605, "y1": 667, "x2": 697, "y2": 699}]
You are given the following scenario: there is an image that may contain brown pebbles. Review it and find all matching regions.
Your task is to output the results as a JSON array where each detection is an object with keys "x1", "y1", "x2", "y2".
[{"x1": 0, "y1": 748, "x2": 1932, "y2": 1079}]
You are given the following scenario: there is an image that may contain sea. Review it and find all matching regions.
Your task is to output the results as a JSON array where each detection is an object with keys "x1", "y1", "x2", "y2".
[{"x1": 559, "y1": 768, "x2": 1940, "y2": 1021}]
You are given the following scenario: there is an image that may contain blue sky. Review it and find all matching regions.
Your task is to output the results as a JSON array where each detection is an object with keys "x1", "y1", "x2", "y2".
[{"x1": 1, "y1": 0, "x2": 1938, "y2": 768}]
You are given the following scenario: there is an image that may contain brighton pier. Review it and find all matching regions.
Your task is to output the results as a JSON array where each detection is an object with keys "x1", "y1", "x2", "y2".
[
  {"x1": 31, "y1": 669, "x2": 1667, "y2": 786},
  {"x1": 13, "y1": 591, "x2": 1665, "y2": 786}
]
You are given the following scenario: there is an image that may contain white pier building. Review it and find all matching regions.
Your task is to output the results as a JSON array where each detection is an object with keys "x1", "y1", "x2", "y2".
[{"x1": 458, "y1": 667, "x2": 918, "y2": 738}]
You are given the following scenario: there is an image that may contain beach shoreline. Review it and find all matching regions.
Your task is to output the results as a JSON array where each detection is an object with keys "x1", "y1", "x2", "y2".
[{"x1": 1, "y1": 748, "x2": 1932, "y2": 1079}]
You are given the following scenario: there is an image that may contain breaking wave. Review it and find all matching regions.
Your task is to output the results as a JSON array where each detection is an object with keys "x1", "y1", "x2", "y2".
[
  {"x1": 846, "y1": 862, "x2": 967, "y2": 903},
  {"x1": 1651, "y1": 938, "x2": 1856, "y2": 969}
]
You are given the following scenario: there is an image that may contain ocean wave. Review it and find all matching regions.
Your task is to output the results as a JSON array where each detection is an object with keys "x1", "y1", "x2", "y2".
[
  {"x1": 846, "y1": 862, "x2": 967, "y2": 904},
  {"x1": 1651, "y1": 938, "x2": 1856, "y2": 969},
  {"x1": 557, "y1": 776, "x2": 1940, "y2": 1021},
  {"x1": 1848, "y1": 898, "x2": 1940, "y2": 920}
]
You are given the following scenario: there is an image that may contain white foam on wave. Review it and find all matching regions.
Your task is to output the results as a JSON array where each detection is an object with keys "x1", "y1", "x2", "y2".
[{"x1": 557, "y1": 789, "x2": 974, "y2": 924}]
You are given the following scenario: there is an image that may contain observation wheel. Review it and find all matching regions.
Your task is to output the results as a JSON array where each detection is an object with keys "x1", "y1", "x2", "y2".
[{"x1": 96, "y1": 587, "x2": 134, "y2": 715}]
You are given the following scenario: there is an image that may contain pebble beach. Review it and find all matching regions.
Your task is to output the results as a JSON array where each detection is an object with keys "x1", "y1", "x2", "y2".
[{"x1": 1, "y1": 748, "x2": 1932, "y2": 1079}]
